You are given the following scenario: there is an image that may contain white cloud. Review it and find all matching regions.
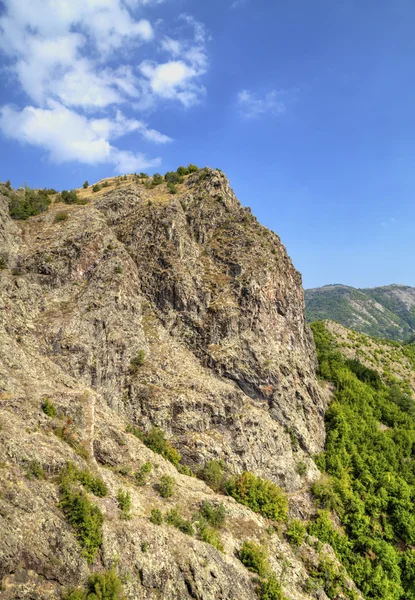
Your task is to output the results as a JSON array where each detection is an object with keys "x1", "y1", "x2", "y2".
[
  {"x1": 231, "y1": 0, "x2": 248, "y2": 8},
  {"x1": 0, "y1": 102, "x2": 166, "y2": 173},
  {"x1": 141, "y1": 15, "x2": 209, "y2": 107},
  {"x1": 0, "y1": 1, "x2": 209, "y2": 171},
  {"x1": 237, "y1": 89, "x2": 287, "y2": 119}
]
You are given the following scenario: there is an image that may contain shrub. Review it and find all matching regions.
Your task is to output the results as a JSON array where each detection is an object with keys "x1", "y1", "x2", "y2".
[
  {"x1": 176, "y1": 166, "x2": 188, "y2": 176},
  {"x1": 61, "y1": 190, "x2": 79, "y2": 204},
  {"x1": 197, "y1": 519, "x2": 224, "y2": 552},
  {"x1": 42, "y1": 398, "x2": 57, "y2": 417},
  {"x1": 114, "y1": 265, "x2": 123, "y2": 274},
  {"x1": 83, "y1": 181, "x2": 89, "y2": 189},
  {"x1": 9, "y1": 186, "x2": 52, "y2": 219},
  {"x1": 26, "y1": 460, "x2": 44, "y2": 480},
  {"x1": 152, "y1": 173, "x2": 163, "y2": 185},
  {"x1": 199, "y1": 459, "x2": 226, "y2": 491},
  {"x1": 258, "y1": 574, "x2": 286, "y2": 600},
  {"x1": 199, "y1": 501, "x2": 226, "y2": 528},
  {"x1": 102, "y1": 181, "x2": 109, "y2": 188},
  {"x1": 165, "y1": 508, "x2": 194, "y2": 535},
  {"x1": 5, "y1": 179, "x2": 11, "y2": 188},
  {"x1": 64, "y1": 569, "x2": 125, "y2": 600},
  {"x1": 0, "y1": 256, "x2": 6, "y2": 269},
  {"x1": 176, "y1": 463, "x2": 194, "y2": 477},
  {"x1": 134, "y1": 462, "x2": 152, "y2": 486},
  {"x1": 117, "y1": 489, "x2": 132, "y2": 520},
  {"x1": 286, "y1": 519, "x2": 306, "y2": 546},
  {"x1": 139, "y1": 172, "x2": 149, "y2": 179},
  {"x1": 76, "y1": 468, "x2": 108, "y2": 497},
  {"x1": 54, "y1": 211, "x2": 68, "y2": 223},
  {"x1": 92, "y1": 184, "x2": 101, "y2": 193},
  {"x1": 158, "y1": 475, "x2": 175, "y2": 498},
  {"x1": 238, "y1": 541, "x2": 269, "y2": 577},
  {"x1": 187, "y1": 164, "x2": 199, "y2": 173},
  {"x1": 54, "y1": 420, "x2": 90, "y2": 460},
  {"x1": 167, "y1": 182, "x2": 177, "y2": 195},
  {"x1": 226, "y1": 472, "x2": 288, "y2": 521},
  {"x1": 130, "y1": 350, "x2": 145, "y2": 369},
  {"x1": 150, "y1": 508, "x2": 163, "y2": 525},
  {"x1": 164, "y1": 171, "x2": 183, "y2": 184},
  {"x1": 296, "y1": 461, "x2": 307, "y2": 476},
  {"x1": 143, "y1": 427, "x2": 181, "y2": 466},
  {"x1": 59, "y1": 475, "x2": 104, "y2": 563}
]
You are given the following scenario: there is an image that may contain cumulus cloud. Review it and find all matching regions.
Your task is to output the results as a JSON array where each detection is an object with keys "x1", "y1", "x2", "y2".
[
  {"x1": 0, "y1": 102, "x2": 166, "y2": 173},
  {"x1": 0, "y1": 0, "x2": 209, "y2": 172},
  {"x1": 237, "y1": 89, "x2": 287, "y2": 119}
]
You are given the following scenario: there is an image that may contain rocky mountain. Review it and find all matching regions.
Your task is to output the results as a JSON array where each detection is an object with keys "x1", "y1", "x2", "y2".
[
  {"x1": 0, "y1": 169, "x2": 341, "y2": 600},
  {"x1": 305, "y1": 284, "x2": 415, "y2": 341}
]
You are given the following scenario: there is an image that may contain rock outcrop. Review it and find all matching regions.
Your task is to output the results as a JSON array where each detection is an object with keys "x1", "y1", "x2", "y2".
[{"x1": 0, "y1": 170, "x2": 334, "y2": 599}]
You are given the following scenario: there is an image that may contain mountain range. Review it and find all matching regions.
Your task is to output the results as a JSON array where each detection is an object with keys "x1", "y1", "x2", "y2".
[{"x1": 305, "y1": 283, "x2": 415, "y2": 340}]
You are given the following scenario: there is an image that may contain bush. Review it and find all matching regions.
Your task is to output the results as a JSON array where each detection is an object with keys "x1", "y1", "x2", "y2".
[
  {"x1": 226, "y1": 472, "x2": 288, "y2": 521},
  {"x1": 130, "y1": 350, "x2": 145, "y2": 370},
  {"x1": 114, "y1": 265, "x2": 123, "y2": 274},
  {"x1": 9, "y1": 186, "x2": 52, "y2": 219},
  {"x1": 59, "y1": 475, "x2": 104, "y2": 563},
  {"x1": 167, "y1": 182, "x2": 177, "y2": 195},
  {"x1": 150, "y1": 508, "x2": 163, "y2": 525},
  {"x1": 5, "y1": 179, "x2": 11, "y2": 188},
  {"x1": 134, "y1": 462, "x2": 152, "y2": 486},
  {"x1": 152, "y1": 173, "x2": 163, "y2": 185},
  {"x1": 199, "y1": 501, "x2": 226, "y2": 528},
  {"x1": 83, "y1": 181, "x2": 89, "y2": 189},
  {"x1": 42, "y1": 398, "x2": 57, "y2": 417},
  {"x1": 143, "y1": 427, "x2": 181, "y2": 466},
  {"x1": 158, "y1": 475, "x2": 175, "y2": 498},
  {"x1": 92, "y1": 184, "x2": 101, "y2": 193},
  {"x1": 76, "y1": 468, "x2": 108, "y2": 497},
  {"x1": 26, "y1": 460, "x2": 44, "y2": 480},
  {"x1": 238, "y1": 541, "x2": 269, "y2": 577},
  {"x1": 54, "y1": 211, "x2": 68, "y2": 223},
  {"x1": 199, "y1": 459, "x2": 226, "y2": 491},
  {"x1": 296, "y1": 461, "x2": 307, "y2": 476},
  {"x1": 117, "y1": 489, "x2": 132, "y2": 520},
  {"x1": 286, "y1": 519, "x2": 306, "y2": 546},
  {"x1": 165, "y1": 508, "x2": 194, "y2": 535},
  {"x1": 61, "y1": 190, "x2": 79, "y2": 204},
  {"x1": 139, "y1": 172, "x2": 149, "y2": 179},
  {"x1": 258, "y1": 574, "x2": 286, "y2": 600},
  {"x1": 197, "y1": 519, "x2": 224, "y2": 552},
  {"x1": 164, "y1": 171, "x2": 183, "y2": 184},
  {"x1": 64, "y1": 569, "x2": 125, "y2": 600},
  {"x1": 187, "y1": 164, "x2": 199, "y2": 173},
  {"x1": 0, "y1": 256, "x2": 6, "y2": 269}
]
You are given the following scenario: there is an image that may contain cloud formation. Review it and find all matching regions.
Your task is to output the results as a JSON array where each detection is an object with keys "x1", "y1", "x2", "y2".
[
  {"x1": 0, "y1": 0, "x2": 208, "y2": 172},
  {"x1": 237, "y1": 89, "x2": 287, "y2": 119}
]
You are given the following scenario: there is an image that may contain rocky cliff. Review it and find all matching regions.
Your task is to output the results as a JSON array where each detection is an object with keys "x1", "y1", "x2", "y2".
[{"x1": 0, "y1": 170, "x2": 336, "y2": 599}]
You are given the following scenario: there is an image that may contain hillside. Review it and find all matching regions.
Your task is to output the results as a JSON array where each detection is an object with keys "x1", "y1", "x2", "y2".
[
  {"x1": 0, "y1": 169, "x2": 335, "y2": 600},
  {"x1": 305, "y1": 284, "x2": 415, "y2": 341}
]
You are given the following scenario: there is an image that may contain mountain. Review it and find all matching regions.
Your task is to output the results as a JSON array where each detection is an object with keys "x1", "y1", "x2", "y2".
[
  {"x1": 0, "y1": 169, "x2": 333, "y2": 600},
  {"x1": 305, "y1": 283, "x2": 415, "y2": 340}
]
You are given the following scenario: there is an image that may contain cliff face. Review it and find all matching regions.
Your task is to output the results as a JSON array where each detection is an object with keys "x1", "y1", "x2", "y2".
[{"x1": 0, "y1": 170, "x2": 331, "y2": 599}]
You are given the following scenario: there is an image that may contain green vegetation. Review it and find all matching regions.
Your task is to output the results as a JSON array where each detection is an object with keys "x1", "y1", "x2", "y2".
[
  {"x1": 305, "y1": 285, "x2": 415, "y2": 341},
  {"x1": 150, "y1": 508, "x2": 163, "y2": 525},
  {"x1": 26, "y1": 460, "x2": 45, "y2": 480},
  {"x1": 152, "y1": 173, "x2": 163, "y2": 185},
  {"x1": 60, "y1": 189, "x2": 79, "y2": 204},
  {"x1": 167, "y1": 182, "x2": 177, "y2": 194},
  {"x1": 116, "y1": 489, "x2": 132, "y2": 520},
  {"x1": 239, "y1": 541, "x2": 269, "y2": 577},
  {"x1": 134, "y1": 461, "x2": 152, "y2": 486},
  {"x1": 199, "y1": 500, "x2": 226, "y2": 528},
  {"x1": 157, "y1": 475, "x2": 175, "y2": 498},
  {"x1": 9, "y1": 185, "x2": 53, "y2": 219},
  {"x1": 194, "y1": 501, "x2": 226, "y2": 552},
  {"x1": 285, "y1": 519, "x2": 306, "y2": 546},
  {"x1": 136, "y1": 426, "x2": 181, "y2": 467},
  {"x1": 59, "y1": 469, "x2": 104, "y2": 562},
  {"x1": 258, "y1": 574, "x2": 286, "y2": 600},
  {"x1": 42, "y1": 397, "x2": 57, "y2": 417},
  {"x1": 92, "y1": 184, "x2": 101, "y2": 192},
  {"x1": 130, "y1": 349, "x2": 146, "y2": 370},
  {"x1": 296, "y1": 461, "x2": 307, "y2": 476},
  {"x1": 199, "y1": 459, "x2": 226, "y2": 491},
  {"x1": 64, "y1": 569, "x2": 125, "y2": 600},
  {"x1": 54, "y1": 420, "x2": 89, "y2": 460},
  {"x1": 226, "y1": 472, "x2": 288, "y2": 521},
  {"x1": 165, "y1": 507, "x2": 194, "y2": 535},
  {"x1": 309, "y1": 320, "x2": 415, "y2": 600},
  {"x1": 83, "y1": 181, "x2": 89, "y2": 189},
  {"x1": 304, "y1": 554, "x2": 357, "y2": 600},
  {"x1": 76, "y1": 467, "x2": 108, "y2": 497}
]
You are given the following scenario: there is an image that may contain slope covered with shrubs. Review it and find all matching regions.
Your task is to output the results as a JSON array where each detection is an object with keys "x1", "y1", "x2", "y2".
[{"x1": 309, "y1": 321, "x2": 415, "y2": 600}]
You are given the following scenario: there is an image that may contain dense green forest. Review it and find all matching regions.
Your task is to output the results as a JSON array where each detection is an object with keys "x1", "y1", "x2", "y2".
[{"x1": 310, "y1": 322, "x2": 415, "y2": 600}]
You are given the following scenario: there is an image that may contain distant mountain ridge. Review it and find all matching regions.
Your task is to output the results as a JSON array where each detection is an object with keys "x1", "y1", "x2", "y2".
[{"x1": 305, "y1": 283, "x2": 415, "y2": 341}]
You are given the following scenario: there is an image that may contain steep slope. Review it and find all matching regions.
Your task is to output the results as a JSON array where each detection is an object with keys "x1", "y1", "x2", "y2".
[
  {"x1": 305, "y1": 284, "x2": 415, "y2": 341},
  {"x1": 0, "y1": 170, "x2": 338, "y2": 599}
]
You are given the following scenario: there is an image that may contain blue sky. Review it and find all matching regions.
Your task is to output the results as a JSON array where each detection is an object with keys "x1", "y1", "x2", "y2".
[{"x1": 0, "y1": 0, "x2": 414, "y2": 289}]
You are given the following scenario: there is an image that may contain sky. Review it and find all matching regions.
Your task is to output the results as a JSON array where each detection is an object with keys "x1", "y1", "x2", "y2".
[{"x1": 0, "y1": 0, "x2": 414, "y2": 290}]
